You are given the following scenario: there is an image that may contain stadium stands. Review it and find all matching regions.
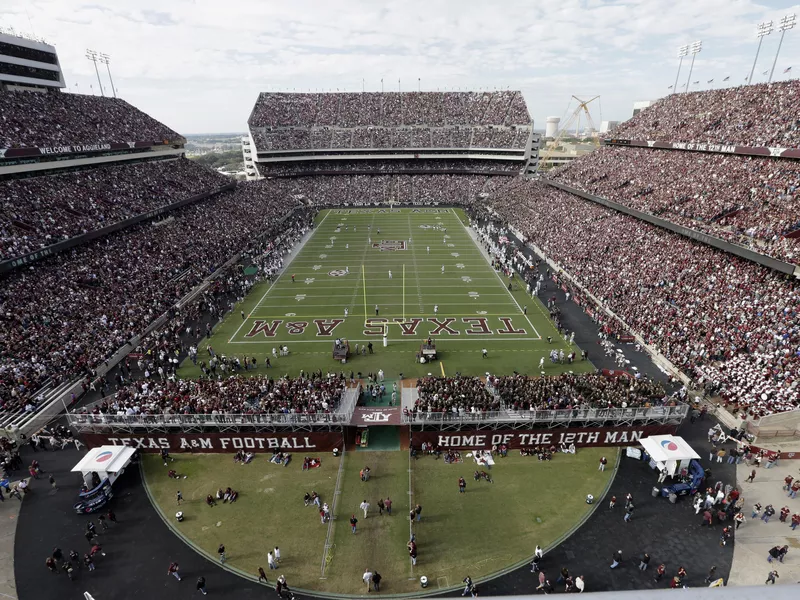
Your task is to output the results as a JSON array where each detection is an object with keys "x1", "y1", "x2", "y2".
[
  {"x1": 549, "y1": 145, "x2": 800, "y2": 262},
  {"x1": 608, "y1": 80, "x2": 800, "y2": 147},
  {"x1": 0, "y1": 159, "x2": 229, "y2": 260},
  {"x1": 489, "y1": 179, "x2": 800, "y2": 418},
  {"x1": 0, "y1": 91, "x2": 182, "y2": 148},
  {"x1": 82, "y1": 373, "x2": 348, "y2": 417},
  {"x1": 248, "y1": 91, "x2": 530, "y2": 151}
]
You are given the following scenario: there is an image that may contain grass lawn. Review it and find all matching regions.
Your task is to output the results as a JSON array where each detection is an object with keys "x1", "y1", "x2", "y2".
[
  {"x1": 143, "y1": 447, "x2": 618, "y2": 596},
  {"x1": 142, "y1": 453, "x2": 341, "y2": 589},
  {"x1": 408, "y1": 447, "x2": 616, "y2": 593},
  {"x1": 325, "y1": 451, "x2": 412, "y2": 594},
  {"x1": 179, "y1": 207, "x2": 594, "y2": 380}
]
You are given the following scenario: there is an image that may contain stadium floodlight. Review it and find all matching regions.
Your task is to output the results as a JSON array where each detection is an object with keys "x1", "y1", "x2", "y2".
[
  {"x1": 672, "y1": 45, "x2": 690, "y2": 95},
  {"x1": 85, "y1": 49, "x2": 105, "y2": 97},
  {"x1": 769, "y1": 14, "x2": 796, "y2": 82},
  {"x1": 748, "y1": 21, "x2": 773, "y2": 84},
  {"x1": 684, "y1": 41, "x2": 702, "y2": 94},
  {"x1": 99, "y1": 53, "x2": 116, "y2": 98}
]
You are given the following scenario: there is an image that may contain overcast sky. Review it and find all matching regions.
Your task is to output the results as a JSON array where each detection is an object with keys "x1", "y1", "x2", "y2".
[{"x1": 4, "y1": 0, "x2": 800, "y2": 134}]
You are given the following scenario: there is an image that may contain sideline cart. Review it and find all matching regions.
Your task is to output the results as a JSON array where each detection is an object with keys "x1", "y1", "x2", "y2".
[
  {"x1": 420, "y1": 341, "x2": 437, "y2": 362},
  {"x1": 333, "y1": 338, "x2": 350, "y2": 361},
  {"x1": 71, "y1": 445, "x2": 136, "y2": 514}
]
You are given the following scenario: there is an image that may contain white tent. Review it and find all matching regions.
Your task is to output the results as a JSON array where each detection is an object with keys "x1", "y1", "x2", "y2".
[
  {"x1": 639, "y1": 435, "x2": 700, "y2": 477},
  {"x1": 71, "y1": 445, "x2": 136, "y2": 486}
]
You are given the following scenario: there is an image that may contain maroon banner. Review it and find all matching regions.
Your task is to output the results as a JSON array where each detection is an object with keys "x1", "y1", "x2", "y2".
[
  {"x1": 412, "y1": 424, "x2": 677, "y2": 450},
  {"x1": 0, "y1": 140, "x2": 169, "y2": 159},
  {"x1": 603, "y1": 138, "x2": 800, "y2": 159},
  {"x1": 351, "y1": 407, "x2": 402, "y2": 426},
  {"x1": 750, "y1": 445, "x2": 800, "y2": 460},
  {"x1": 80, "y1": 432, "x2": 343, "y2": 453}
]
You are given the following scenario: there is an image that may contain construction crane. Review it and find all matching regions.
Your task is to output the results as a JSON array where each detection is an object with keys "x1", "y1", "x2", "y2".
[{"x1": 538, "y1": 95, "x2": 601, "y2": 172}]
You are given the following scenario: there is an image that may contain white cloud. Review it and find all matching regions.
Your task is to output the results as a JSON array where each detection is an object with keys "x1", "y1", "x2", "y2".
[{"x1": 3, "y1": 0, "x2": 799, "y2": 132}]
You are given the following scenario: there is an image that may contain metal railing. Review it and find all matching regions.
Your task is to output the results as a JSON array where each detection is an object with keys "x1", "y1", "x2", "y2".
[
  {"x1": 68, "y1": 410, "x2": 352, "y2": 428},
  {"x1": 402, "y1": 404, "x2": 689, "y2": 424}
]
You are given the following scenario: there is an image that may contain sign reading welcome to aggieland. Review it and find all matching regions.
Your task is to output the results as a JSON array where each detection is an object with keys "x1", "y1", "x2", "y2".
[
  {"x1": 81, "y1": 432, "x2": 344, "y2": 453},
  {"x1": 412, "y1": 424, "x2": 677, "y2": 449}
]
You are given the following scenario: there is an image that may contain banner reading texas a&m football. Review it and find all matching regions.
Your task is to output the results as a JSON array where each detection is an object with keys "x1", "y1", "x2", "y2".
[{"x1": 81, "y1": 432, "x2": 344, "y2": 453}]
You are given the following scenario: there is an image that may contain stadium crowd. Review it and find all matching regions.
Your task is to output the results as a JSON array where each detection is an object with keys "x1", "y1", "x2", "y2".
[
  {"x1": 550, "y1": 146, "x2": 800, "y2": 263},
  {"x1": 608, "y1": 80, "x2": 800, "y2": 147},
  {"x1": 256, "y1": 159, "x2": 521, "y2": 177},
  {"x1": 80, "y1": 372, "x2": 347, "y2": 418},
  {"x1": 490, "y1": 180, "x2": 800, "y2": 417},
  {"x1": 0, "y1": 159, "x2": 229, "y2": 260},
  {"x1": 494, "y1": 373, "x2": 668, "y2": 410},
  {"x1": 251, "y1": 125, "x2": 527, "y2": 151},
  {"x1": 415, "y1": 376, "x2": 500, "y2": 414},
  {"x1": 0, "y1": 91, "x2": 181, "y2": 148},
  {"x1": 248, "y1": 91, "x2": 531, "y2": 129},
  {"x1": 0, "y1": 180, "x2": 304, "y2": 412}
]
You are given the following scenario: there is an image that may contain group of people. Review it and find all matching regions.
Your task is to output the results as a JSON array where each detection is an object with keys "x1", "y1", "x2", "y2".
[
  {"x1": 552, "y1": 145, "x2": 800, "y2": 261},
  {"x1": 205, "y1": 487, "x2": 239, "y2": 505},
  {"x1": 0, "y1": 158, "x2": 228, "y2": 260},
  {"x1": 488, "y1": 178, "x2": 800, "y2": 417}
]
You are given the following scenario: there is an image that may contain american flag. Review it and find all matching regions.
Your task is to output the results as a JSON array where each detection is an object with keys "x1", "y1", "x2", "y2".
[
  {"x1": 785, "y1": 66, "x2": 793, "y2": 73},
  {"x1": 723, "y1": 76, "x2": 730, "y2": 81},
  {"x1": 707, "y1": 79, "x2": 714, "y2": 83}
]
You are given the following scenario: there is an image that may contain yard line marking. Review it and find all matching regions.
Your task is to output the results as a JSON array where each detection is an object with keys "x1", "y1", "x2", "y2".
[
  {"x1": 451, "y1": 207, "x2": 541, "y2": 340},
  {"x1": 440, "y1": 361, "x2": 446, "y2": 377},
  {"x1": 227, "y1": 211, "x2": 331, "y2": 343}
]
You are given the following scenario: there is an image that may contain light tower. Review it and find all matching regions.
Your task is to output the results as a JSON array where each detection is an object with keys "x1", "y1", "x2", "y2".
[
  {"x1": 672, "y1": 45, "x2": 689, "y2": 94},
  {"x1": 99, "y1": 53, "x2": 116, "y2": 98},
  {"x1": 769, "y1": 14, "x2": 796, "y2": 82},
  {"x1": 85, "y1": 49, "x2": 105, "y2": 97},
  {"x1": 684, "y1": 41, "x2": 702, "y2": 93},
  {"x1": 748, "y1": 21, "x2": 773, "y2": 84}
]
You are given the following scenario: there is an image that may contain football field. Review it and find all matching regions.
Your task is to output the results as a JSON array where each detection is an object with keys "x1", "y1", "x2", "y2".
[{"x1": 183, "y1": 207, "x2": 591, "y2": 379}]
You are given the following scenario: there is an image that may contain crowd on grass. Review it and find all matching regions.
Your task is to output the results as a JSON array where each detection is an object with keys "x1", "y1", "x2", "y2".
[
  {"x1": 79, "y1": 372, "x2": 347, "y2": 417},
  {"x1": 607, "y1": 80, "x2": 800, "y2": 147},
  {"x1": 550, "y1": 146, "x2": 800, "y2": 263},
  {"x1": 0, "y1": 158, "x2": 229, "y2": 260},
  {"x1": 490, "y1": 180, "x2": 800, "y2": 418},
  {"x1": 0, "y1": 91, "x2": 181, "y2": 148}
]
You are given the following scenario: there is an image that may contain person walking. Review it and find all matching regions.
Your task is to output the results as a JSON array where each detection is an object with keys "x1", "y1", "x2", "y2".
[
  {"x1": 624, "y1": 503, "x2": 634, "y2": 522},
  {"x1": 377, "y1": 498, "x2": 385, "y2": 516},
  {"x1": 610, "y1": 550, "x2": 622, "y2": 569},
  {"x1": 734, "y1": 512, "x2": 745, "y2": 529},
  {"x1": 746, "y1": 469, "x2": 757, "y2": 483},
  {"x1": 176, "y1": 490, "x2": 183, "y2": 506},
  {"x1": 654, "y1": 563, "x2": 666, "y2": 582},
  {"x1": 409, "y1": 542, "x2": 418, "y2": 566},
  {"x1": 599, "y1": 457, "x2": 607, "y2": 471},
  {"x1": 639, "y1": 553, "x2": 650, "y2": 570},
  {"x1": 274, "y1": 547, "x2": 281, "y2": 564},
  {"x1": 385, "y1": 497, "x2": 392, "y2": 515},
  {"x1": 363, "y1": 569, "x2": 373, "y2": 592},
  {"x1": 168, "y1": 562, "x2": 182, "y2": 581},
  {"x1": 258, "y1": 566, "x2": 268, "y2": 583},
  {"x1": 458, "y1": 477, "x2": 466, "y2": 493},
  {"x1": 575, "y1": 575, "x2": 585, "y2": 593},
  {"x1": 218, "y1": 544, "x2": 226, "y2": 564},
  {"x1": 196, "y1": 576, "x2": 208, "y2": 595},
  {"x1": 462, "y1": 576, "x2": 475, "y2": 597},
  {"x1": 350, "y1": 514, "x2": 358, "y2": 534},
  {"x1": 84, "y1": 554, "x2": 95, "y2": 572},
  {"x1": 372, "y1": 571, "x2": 382, "y2": 592},
  {"x1": 765, "y1": 570, "x2": 779, "y2": 585},
  {"x1": 268, "y1": 551, "x2": 277, "y2": 570},
  {"x1": 704, "y1": 566, "x2": 717, "y2": 584},
  {"x1": 762, "y1": 504, "x2": 776, "y2": 523},
  {"x1": 48, "y1": 474, "x2": 57, "y2": 491},
  {"x1": 360, "y1": 499, "x2": 370, "y2": 519},
  {"x1": 415, "y1": 504, "x2": 422, "y2": 522}
]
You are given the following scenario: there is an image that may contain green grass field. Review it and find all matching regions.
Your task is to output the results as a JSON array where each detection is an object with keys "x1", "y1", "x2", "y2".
[
  {"x1": 143, "y1": 447, "x2": 616, "y2": 595},
  {"x1": 180, "y1": 208, "x2": 592, "y2": 379}
]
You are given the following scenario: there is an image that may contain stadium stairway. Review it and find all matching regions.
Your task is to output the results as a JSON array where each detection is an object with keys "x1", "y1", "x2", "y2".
[{"x1": 1, "y1": 377, "x2": 78, "y2": 440}]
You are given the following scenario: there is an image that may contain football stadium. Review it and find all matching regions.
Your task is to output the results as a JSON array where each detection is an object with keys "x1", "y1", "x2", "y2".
[{"x1": 2, "y1": 4, "x2": 800, "y2": 600}]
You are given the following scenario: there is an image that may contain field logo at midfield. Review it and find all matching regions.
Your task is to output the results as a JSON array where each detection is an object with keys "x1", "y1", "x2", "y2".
[
  {"x1": 372, "y1": 240, "x2": 407, "y2": 251},
  {"x1": 245, "y1": 320, "x2": 283, "y2": 338},
  {"x1": 328, "y1": 269, "x2": 347, "y2": 277}
]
